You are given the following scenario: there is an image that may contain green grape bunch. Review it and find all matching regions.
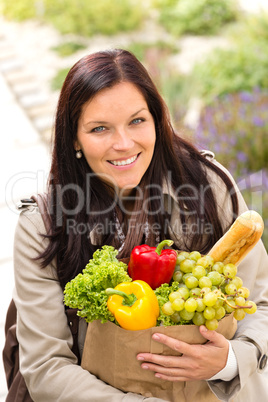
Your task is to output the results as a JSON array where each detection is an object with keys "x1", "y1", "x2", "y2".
[{"x1": 158, "y1": 251, "x2": 257, "y2": 330}]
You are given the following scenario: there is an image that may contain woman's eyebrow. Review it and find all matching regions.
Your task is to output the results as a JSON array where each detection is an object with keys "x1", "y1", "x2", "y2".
[
  {"x1": 84, "y1": 120, "x2": 108, "y2": 126},
  {"x1": 84, "y1": 108, "x2": 148, "y2": 126},
  {"x1": 130, "y1": 107, "x2": 148, "y2": 117}
]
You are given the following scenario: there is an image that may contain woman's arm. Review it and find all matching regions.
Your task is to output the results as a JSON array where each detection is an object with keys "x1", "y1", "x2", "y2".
[{"x1": 13, "y1": 206, "x2": 163, "y2": 402}]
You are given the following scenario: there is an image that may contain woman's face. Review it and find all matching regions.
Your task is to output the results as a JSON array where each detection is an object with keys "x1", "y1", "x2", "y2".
[{"x1": 75, "y1": 82, "x2": 156, "y2": 196}]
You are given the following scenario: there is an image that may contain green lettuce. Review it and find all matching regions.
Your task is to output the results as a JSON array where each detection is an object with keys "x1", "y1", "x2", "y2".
[{"x1": 64, "y1": 246, "x2": 131, "y2": 323}]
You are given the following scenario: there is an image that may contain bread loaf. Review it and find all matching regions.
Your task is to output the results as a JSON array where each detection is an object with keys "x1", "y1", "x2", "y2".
[{"x1": 208, "y1": 210, "x2": 264, "y2": 266}]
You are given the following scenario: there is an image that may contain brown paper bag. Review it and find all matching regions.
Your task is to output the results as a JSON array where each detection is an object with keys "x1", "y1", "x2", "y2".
[{"x1": 81, "y1": 314, "x2": 237, "y2": 402}]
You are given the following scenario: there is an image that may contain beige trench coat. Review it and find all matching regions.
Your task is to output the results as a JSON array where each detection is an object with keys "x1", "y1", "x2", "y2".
[{"x1": 13, "y1": 161, "x2": 268, "y2": 402}]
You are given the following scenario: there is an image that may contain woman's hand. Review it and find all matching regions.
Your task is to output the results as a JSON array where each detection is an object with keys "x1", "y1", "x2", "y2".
[{"x1": 137, "y1": 325, "x2": 229, "y2": 382}]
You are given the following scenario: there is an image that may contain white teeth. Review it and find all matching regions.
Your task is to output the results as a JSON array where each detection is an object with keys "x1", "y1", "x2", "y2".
[{"x1": 110, "y1": 154, "x2": 138, "y2": 166}]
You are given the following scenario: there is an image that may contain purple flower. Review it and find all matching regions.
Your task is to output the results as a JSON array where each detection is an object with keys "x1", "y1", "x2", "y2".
[
  {"x1": 195, "y1": 126, "x2": 204, "y2": 142},
  {"x1": 253, "y1": 87, "x2": 261, "y2": 95},
  {"x1": 253, "y1": 116, "x2": 265, "y2": 127},
  {"x1": 214, "y1": 143, "x2": 222, "y2": 153},
  {"x1": 229, "y1": 137, "x2": 237, "y2": 146},
  {"x1": 237, "y1": 151, "x2": 248, "y2": 163},
  {"x1": 221, "y1": 134, "x2": 229, "y2": 142},
  {"x1": 239, "y1": 92, "x2": 253, "y2": 102}
]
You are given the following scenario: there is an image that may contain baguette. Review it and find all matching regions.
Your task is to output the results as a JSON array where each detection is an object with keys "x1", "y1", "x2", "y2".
[{"x1": 207, "y1": 210, "x2": 264, "y2": 266}]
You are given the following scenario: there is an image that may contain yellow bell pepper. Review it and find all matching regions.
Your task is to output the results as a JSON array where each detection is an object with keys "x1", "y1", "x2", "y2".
[{"x1": 106, "y1": 280, "x2": 159, "y2": 331}]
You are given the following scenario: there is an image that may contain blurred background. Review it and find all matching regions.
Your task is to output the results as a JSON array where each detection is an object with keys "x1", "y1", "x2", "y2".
[{"x1": 0, "y1": 0, "x2": 267, "y2": 399}]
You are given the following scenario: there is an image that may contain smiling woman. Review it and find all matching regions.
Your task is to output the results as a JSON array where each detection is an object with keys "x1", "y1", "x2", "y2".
[
  {"x1": 10, "y1": 48, "x2": 268, "y2": 402},
  {"x1": 75, "y1": 82, "x2": 156, "y2": 196},
  {"x1": 48, "y1": 49, "x2": 240, "y2": 274}
]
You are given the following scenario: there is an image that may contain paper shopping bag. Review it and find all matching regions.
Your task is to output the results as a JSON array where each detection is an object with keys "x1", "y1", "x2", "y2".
[{"x1": 81, "y1": 313, "x2": 237, "y2": 401}]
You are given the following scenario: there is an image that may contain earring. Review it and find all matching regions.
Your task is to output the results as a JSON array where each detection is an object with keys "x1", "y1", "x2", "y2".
[{"x1": 76, "y1": 150, "x2": 83, "y2": 159}]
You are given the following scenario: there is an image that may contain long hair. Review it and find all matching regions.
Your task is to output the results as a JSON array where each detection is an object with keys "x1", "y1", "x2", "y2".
[{"x1": 39, "y1": 49, "x2": 238, "y2": 289}]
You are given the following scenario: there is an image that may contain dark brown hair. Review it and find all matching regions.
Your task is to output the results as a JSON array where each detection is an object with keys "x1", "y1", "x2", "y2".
[{"x1": 40, "y1": 49, "x2": 238, "y2": 289}]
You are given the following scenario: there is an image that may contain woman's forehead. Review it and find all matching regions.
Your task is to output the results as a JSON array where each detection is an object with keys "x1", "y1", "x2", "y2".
[{"x1": 80, "y1": 82, "x2": 149, "y2": 118}]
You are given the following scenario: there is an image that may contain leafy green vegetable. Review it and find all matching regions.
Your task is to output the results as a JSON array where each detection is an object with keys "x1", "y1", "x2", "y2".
[{"x1": 64, "y1": 246, "x2": 131, "y2": 323}]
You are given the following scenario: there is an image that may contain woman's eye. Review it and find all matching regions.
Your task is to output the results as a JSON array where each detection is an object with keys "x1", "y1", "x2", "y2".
[
  {"x1": 91, "y1": 126, "x2": 105, "y2": 133},
  {"x1": 131, "y1": 118, "x2": 144, "y2": 125}
]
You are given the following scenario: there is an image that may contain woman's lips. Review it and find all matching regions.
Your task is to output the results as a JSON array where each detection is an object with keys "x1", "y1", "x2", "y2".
[{"x1": 108, "y1": 153, "x2": 140, "y2": 167}]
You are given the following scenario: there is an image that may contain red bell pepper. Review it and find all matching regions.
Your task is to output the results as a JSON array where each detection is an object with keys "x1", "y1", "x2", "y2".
[{"x1": 128, "y1": 240, "x2": 177, "y2": 289}]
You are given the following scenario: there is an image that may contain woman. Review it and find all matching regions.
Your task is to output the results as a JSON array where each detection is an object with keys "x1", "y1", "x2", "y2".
[{"x1": 13, "y1": 49, "x2": 268, "y2": 401}]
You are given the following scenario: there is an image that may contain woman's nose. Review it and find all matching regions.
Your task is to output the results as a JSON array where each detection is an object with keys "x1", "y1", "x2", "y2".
[{"x1": 112, "y1": 128, "x2": 134, "y2": 151}]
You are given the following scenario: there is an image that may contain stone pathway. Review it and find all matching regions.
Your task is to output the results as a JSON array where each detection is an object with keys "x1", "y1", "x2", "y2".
[{"x1": 0, "y1": 17, "x2": 62, "y2": 143}]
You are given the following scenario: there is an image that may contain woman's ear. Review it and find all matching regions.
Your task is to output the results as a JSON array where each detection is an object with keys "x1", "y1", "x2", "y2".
[
  {"x1": 74, "y1": 141, "x2": 83, "y2": 159},
  {"x1": 74, "y1": 140, "x2": 83, "y2": 159},
  {"x1": 73, "y1": 140, "x2": 80, "y2": 151}
]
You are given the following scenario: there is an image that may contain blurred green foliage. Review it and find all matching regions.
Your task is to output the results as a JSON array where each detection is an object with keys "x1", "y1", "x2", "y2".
[
  {"x1": 1, "y1": 0, "x2": 145, "y2": 36},
  {"x1": 159, "y1": 71, "x2": 194, "y2": 131},
  {"x1": 157, "y1": 0, "x2": 238, "y2": 36},
  {"x1": 127, "y1": 41, "x2": 178, "y2": 62},
  {"x1": 150, "y1": 0, "x2": 178, "y2": 8},
  {"x1": 226, "y1": 11, "x2": 268, "y2": 44},
  {"x1": 44, "y1": 0, "x2": 145, "y2": 36},
  {"x1": 190, "y1": 13, "x2": 268, "y2": 102},
  {"x1": 191, "y1": 45, "x2": 268, "y2": 102},
  {"x1": 1, "y1": 0, "x2": 36, "y2": 20},
  {"x1": 50, "y1": 67, "x2": 70, "y2": 91},
  {"x1": 51, "y1": 41, "x2": 86, "y2": 57}
]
